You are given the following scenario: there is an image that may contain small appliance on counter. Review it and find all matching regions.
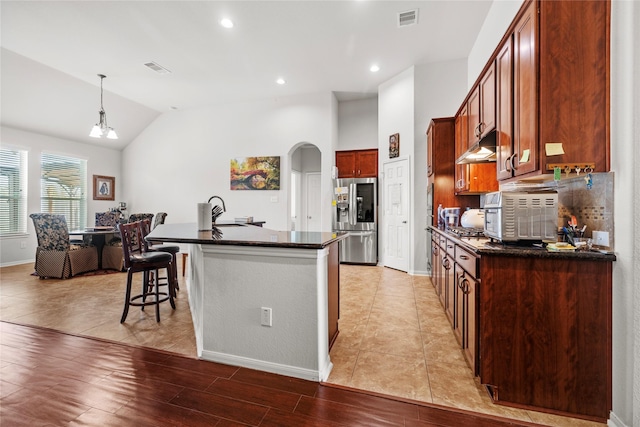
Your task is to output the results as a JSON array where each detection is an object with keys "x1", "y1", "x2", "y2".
[
  {"x1": 483, "y1": 190, "x2": 558, "y2": 242},
  {"x1": 439, "y1": 207, "x2": 460, "y2": 228},
  {"x1": 460, "y1": 208, "x2": 485, "y2": 229}
]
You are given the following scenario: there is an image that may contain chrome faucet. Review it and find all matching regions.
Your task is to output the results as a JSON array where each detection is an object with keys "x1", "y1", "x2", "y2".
[
  {"x1": 208, "y1": 196, "x2": 226, "y2": 223},
  {"x1": 207, "y1": 195, "x2": 226, "y2": 212}
]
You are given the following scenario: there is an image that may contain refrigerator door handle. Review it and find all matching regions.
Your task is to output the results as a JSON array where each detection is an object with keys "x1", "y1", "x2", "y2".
[{"x1": 349, "y1": 182, "x2": 357, "y2": 226}]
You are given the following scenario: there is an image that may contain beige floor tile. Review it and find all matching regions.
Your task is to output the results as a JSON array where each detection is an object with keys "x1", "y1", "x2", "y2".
[{"x1": 349, "y1": 350, "x2": 433, "y2": 403}]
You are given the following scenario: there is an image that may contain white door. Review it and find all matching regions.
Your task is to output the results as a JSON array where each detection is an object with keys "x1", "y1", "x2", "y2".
[
  {"x1": 305, "y1": 172, "x2": 322, "y2": 231},
  {"x1": 291, "y1": 170, "x2": 301, "y2": 231},
  {"x1": 383, "y1": 158, "x2": 409, "y2": 272}
]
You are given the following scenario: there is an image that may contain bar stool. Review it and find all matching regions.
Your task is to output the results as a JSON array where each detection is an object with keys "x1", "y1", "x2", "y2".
[
  {"x1": 118, "y1": 221, "x2": 176, "y2": 323},
  {"x1": 140, "y1": 219, "x2": 181, "y2": 295}
]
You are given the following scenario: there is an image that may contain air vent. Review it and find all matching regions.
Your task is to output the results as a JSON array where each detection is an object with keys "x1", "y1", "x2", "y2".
[
  {"x1": 398, "y1": 9, "x2": 418, "y2": 27},
  {"x1": 144, "y1": 61, "x2": 172, "y2": 74}
]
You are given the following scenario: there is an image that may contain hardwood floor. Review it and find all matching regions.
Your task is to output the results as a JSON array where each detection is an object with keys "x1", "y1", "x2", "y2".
[
  {"x1": 0, "y1": 262, "x2": 605, "y2": 426},
  {"x1": 1, "y1": 321, "x2": 542, "y2": 426}
]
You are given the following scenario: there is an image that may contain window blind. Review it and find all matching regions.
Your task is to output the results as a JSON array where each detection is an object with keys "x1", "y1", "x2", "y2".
[
  {"x1": 40, "y1": 152, "x2": 87, "y2": 230},
  {"x1": 0, "y1": 147, "x2": 28, "y2": 235}
]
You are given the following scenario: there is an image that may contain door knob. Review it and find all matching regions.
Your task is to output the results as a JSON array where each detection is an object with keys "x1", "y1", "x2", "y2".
[{"x1": 402, "y1": 220, "x2": 407, "y2": 223}]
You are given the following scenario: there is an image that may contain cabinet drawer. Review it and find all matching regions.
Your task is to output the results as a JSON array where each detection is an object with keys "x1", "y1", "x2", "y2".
[
  {"x1": 455, "y1": 246, "x2": 478, "y2": 275},
  {"x1": 445, "y1": 239, "x2": 456, "y2": 257}
]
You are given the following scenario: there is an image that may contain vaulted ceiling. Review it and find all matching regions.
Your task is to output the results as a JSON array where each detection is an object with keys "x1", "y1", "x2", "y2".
[{"x1": 1, "y1": 1, "x2": 493, "y2": 150}]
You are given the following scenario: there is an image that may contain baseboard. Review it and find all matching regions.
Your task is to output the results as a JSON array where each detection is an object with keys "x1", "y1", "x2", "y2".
[
  {"x1": 200, "y1": 350, "x2": 323, "y2": 382},
  {"x1": 608, "y1": 411, "x2": 630, "y2": 427},
  {"x1": 0, "y1": 260, "x2": 33, "y2": 268}
]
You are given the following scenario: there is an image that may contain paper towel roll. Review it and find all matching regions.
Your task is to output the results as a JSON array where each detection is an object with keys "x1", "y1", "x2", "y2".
[{"x1": 197, "y1": 203, "x2": 212, "y2": 231}]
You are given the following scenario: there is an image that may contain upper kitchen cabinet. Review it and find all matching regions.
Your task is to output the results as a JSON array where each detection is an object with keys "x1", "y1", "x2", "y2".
[
  {"x1": 455, "y1": 102, "x2": 498, "y2": 195},
  {"x1": 497, "y1": 0, "x2": 610, "y2": 181},
  {"x1": 335, "y1": 149, "x2": 378, "y2": 178},
  {"x1": 467, "y1": 63, "x2": 496, "y2": 148}
]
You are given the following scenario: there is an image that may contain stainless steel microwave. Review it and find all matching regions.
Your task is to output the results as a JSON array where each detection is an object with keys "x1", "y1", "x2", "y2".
[{"x1": 483, "y1": 191, "x2": 558, "y2": 242}]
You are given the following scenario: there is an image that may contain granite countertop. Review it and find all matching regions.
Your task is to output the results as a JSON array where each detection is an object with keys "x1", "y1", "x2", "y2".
[
  {"x1": 147, "y1": 222, "x2": 346, "y2": 249},
  {"x1": 430, "y1": 226, "x2": 616, "y2": 261}
]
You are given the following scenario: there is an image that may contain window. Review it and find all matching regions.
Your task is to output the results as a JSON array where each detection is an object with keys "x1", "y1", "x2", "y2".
[
  {"x1": 0, "y1": 147, "x2": 28, "y2": 235},
  {"x1": 40, "y1": 152, "x2": 87, "y2": 230}
]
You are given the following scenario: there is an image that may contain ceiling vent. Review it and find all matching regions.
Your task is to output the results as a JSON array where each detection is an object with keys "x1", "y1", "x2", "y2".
[
  {"x1": 397, "y1": 9, "x2": 418, "y2": 27},
  {"x1": 144, "y1": 61, "x2": 172, "y2": 74}
]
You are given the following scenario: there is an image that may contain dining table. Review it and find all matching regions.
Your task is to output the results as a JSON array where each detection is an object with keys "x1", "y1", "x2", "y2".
[{"x1": 68, "y1": 227, "x2": 119, "y2": 269}]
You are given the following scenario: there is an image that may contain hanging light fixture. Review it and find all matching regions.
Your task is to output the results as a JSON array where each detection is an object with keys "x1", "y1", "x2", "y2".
[{"x1": 89, "y1": 74, "x2": 118, "y2": 139}]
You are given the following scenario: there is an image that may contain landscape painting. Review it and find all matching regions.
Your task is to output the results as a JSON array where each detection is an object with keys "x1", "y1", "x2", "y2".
[{"x1": 230, "y1": 156, "x2": 280, "y2": 190}]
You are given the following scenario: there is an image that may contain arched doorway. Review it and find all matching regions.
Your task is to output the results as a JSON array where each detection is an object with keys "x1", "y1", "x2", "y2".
[{"x1": 289, "y1": 143, "x2": 321, "y2": 231}]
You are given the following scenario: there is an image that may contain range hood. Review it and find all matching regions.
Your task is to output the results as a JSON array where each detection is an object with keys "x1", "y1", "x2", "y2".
[{"x1": 456, "y1": 130, "x2": 497, "y2": 164}]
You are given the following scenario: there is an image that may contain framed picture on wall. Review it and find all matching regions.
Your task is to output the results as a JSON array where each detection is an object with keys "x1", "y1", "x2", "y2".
[
  {"x1": 93, "y1": 175, "x2": 115, "y2": 201},
  {"x1": 230, "y1": 156, "x2": 280, "y2": 190},
  {"x1": 389, "y1": 133, "x2": 399, "y2": 158}
]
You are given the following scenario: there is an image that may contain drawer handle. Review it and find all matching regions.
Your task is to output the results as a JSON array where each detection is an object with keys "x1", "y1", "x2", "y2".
[{"x1": 460, "y1": 255, "x2": 469, "y2": 260}]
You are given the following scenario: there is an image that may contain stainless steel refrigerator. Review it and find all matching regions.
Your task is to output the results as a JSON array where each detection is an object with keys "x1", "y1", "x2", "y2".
[{"x1": 332, "y1": 177, "x2": 377, "y2": 265}]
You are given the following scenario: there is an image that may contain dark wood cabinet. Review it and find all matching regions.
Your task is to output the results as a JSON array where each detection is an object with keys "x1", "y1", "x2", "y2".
[
  {"x1": 510, "y1": 1, "x2": 537, "y2": 177},
  {"x1": 496, "y1": 36, "x2": 514, "y2": 180},
  {"x1": 497, "y1": 0, "x2": 610, "y2": 181},
  {"x1": 335, "y1": 149, "x2": 378, "y2": 178},
  {"x1": 427, "y1": 118, "x2": 480, "y2": 225},
  {"x1": 467, "y1": 63, "x2": 496, "y2": 147},
  {"x1": 327, "y1": 241, "x2": 340, "y2": 350},
  {"x1": 454, "y1": 245, "x2": 478, "y2": 375},
  {"x1": 454, "y1": 109, "x2": 498, "y2": 195},
  {"x1": 479, "y1": 255, "x2": 612, "y2": 421}
]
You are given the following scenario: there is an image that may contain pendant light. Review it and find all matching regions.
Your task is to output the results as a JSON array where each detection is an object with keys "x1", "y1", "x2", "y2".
[{"x1": 89, "y1": 74, "x2": 118, "y2": 139}]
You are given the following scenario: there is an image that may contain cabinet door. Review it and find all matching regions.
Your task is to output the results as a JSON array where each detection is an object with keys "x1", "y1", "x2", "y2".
[
  {"x1": 336, "y1": 151, "x2": 356, "y2": 178},
  {"x1": 496, "y1": 37, "x2": 514, "y2": 180},
  {"x1": 512, "y1": 1, "x2": 537, "y2": 177},
  {"x1": 479, "y1": 62, "x2": 496, "y2": 140},
  {"x1": 356, "y1": 149, "x2": 378, "y2": 177},
  {"x1": 467, "y1": 87, "x2": 480, "y2": 148},
  {"x1": 427, "y1": 126, "x2": 434, "y2": 177},
  {"x1": 454, "y1": 111, "x2": 470, "y2": 193}
]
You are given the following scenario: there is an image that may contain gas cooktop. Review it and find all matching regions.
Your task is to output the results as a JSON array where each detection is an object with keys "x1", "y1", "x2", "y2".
[{"x1": 446, "y1": 226, "x2": 486, "y2": 238}]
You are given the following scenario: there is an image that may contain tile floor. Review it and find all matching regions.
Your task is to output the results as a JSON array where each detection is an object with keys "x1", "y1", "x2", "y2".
[{"x1": 0, "y1": 262, "x2": 604, "y2": 427}]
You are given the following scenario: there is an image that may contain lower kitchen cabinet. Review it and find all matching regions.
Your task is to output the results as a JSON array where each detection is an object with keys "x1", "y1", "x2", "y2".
[{"x1": 479, "y1": 255, "x2": 612, "y2": 421}]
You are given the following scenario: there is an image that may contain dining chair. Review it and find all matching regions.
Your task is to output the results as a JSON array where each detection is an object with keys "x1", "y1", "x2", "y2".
[
  {"x1": 128, "y1": 213, "x2": 154, "y2": 224},
  {"x1": 118, "y1": 220, "x2": 176, "y2": 323},
  {"x1": 29, "y1": 213, "x2": 99, "y2": 279},
  {"x1": 96, "y1": 211, "x2": 125, "y2": 271}
]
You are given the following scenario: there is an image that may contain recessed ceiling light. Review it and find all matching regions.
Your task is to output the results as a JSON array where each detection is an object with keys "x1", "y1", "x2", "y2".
[
  {"x1": 370, "y1": 64, "x2": 380, "y2": 72},
  {"x1": 220, "y1": 18, "x2": 234, "y2": 28},
  {"x1": 276, "y1": 78, "x2": 286, "y2": 85}
]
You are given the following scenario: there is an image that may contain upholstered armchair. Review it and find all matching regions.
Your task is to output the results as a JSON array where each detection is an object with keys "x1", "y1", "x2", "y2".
[
  {"x1": 95, "y1": 211, "x2": 124, "y2": 271},
  {"x1": 29, "y1": 213, "x2": 99, "y2": 279}
]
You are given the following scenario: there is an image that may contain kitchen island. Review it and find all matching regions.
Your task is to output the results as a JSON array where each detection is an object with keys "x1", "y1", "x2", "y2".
[{"x1": 147, "y1": 223, "x2": 345, "y2": 381}]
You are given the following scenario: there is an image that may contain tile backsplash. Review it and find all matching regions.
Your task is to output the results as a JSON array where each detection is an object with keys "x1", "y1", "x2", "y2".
[{"x1": 557, "y1": 172, "x2": 614, "y2": 249}]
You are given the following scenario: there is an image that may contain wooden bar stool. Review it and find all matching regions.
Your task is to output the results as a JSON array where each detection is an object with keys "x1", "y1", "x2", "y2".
[
  {"x1": 140, "y1": 219, "x2": 181, "y2": 296},
  {"x1": 118, "y1": 221, "x2": 176, "y2": 323}
]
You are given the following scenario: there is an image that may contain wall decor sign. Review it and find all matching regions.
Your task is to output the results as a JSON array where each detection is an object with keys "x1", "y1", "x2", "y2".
[
  {"x1": 230, "y1": 156, "x2": 280, "y2": 190},
  {"x1": 389, "y1": 133, "x2": 399, "y2": 158},
  {"x1": 93, "y1": 175, "x2": 115, "y2": 201}
]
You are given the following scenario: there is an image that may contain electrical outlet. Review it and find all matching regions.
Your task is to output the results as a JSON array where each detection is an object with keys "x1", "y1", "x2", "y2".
[
  {"x1": 261, "y1": 307, "x2": 272, "y2": 327},
  {"x1": 270, "y1": 196, "x2": 278, "y2": 203},
  {"x1": 20, "y1": 241, "x2": 27, "y2": 249},
  {"x1": 592, "y1": 231, "x2": 610, "y2": 247}
]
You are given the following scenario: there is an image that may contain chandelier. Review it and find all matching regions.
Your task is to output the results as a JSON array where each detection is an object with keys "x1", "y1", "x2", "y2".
[{"x1": 89, "y1": 74, "x2": 118, "y2": 139}]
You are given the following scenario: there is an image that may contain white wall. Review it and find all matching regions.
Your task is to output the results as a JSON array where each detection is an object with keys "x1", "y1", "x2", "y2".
[
  {"x1": 0, "y1": 126, "x2": 121, "y2": 266},
  {"x1": 467, "y1": 0, "x2": 524, "y2": 90},
  {"x1": 121, "y1": 92, "x2": 336, "y2": 233},
  {"x1": 337, "y1": 97, "x2": 378, "y2": 150},
  {"x1": 378, "y1": 67, "x2": 415, "y2": 270},
  {"x1": 610, "y1": 1, "x2": 639, "y2": 426},
  {"x1": 413, "y1": 59, "x2": 468, "y2": 274}
]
